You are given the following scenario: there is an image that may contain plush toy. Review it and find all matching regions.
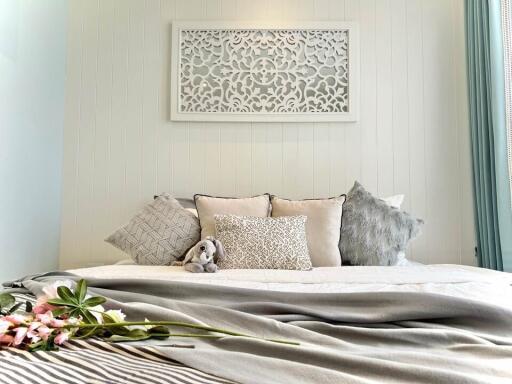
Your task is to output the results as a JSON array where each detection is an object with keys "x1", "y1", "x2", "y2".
[{"x1": 174, "y1": 237, "x2": 225, "y2": 273}]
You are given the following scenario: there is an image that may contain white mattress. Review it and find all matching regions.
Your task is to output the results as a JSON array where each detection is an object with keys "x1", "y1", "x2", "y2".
[{"x1": 67, "y1": 263, "x2": 512, "y2": 309}]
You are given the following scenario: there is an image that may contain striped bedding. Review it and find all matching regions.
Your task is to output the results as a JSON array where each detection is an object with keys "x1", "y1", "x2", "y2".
[{"x1": 0, "y1": 293, "x2": 233, "y2": 384}]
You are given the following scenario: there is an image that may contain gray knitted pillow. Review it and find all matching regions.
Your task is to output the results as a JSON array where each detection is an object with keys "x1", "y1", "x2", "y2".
[
  {"x1": 339, "y1": 182, "x2": 424, "y2": 266},
  {"x1": 106, "y1": 193, "x2": 200, "y2": 265}
]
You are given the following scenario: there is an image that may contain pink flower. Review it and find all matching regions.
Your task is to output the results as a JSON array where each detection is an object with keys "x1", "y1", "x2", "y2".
[
  {"x1": 3, "y1": 314, "x2": 28, "y2": 326},
  {"x1": 50, "y1": 319, "x2": 66, "y2": 328},
  {"x1": 28, "y1": 322, "x2": 43, "y2": 332},
  {"x1": 54, "y1": 330, "x2": 70, "y2": 345},
  {"x1": 0, "y1": 319, "x2": 13, "y2": 334},
  {"x1": 27, "y1": 334, "x2": 41, "y2": 343},
  {"x1": 25, "y1": 321, "x2": 53, "y2": 342},
  {"x1": 36, "y1": 325, "x2": 52, "y2": 341},
  {"x1": 33, "y1": 280, "x2": 72, "y2": 314},
  {"x1": 36, "y1": 311, "x2": 54, "y2": 325},
  {"x1": 33, "y1": 302, "x2": 56, "y2": 315},
  {"x1": 0, "y1": 334, "x2": 14, "y2": 346},
  {"x1": 13, "y1": 327, "x2": 28, "y2": 346},
  {"x1": 27, "y1": 322, "x2": 42, "y2": 341}
]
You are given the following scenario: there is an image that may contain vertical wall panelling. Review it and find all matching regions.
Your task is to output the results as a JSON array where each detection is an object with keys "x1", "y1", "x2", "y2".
[
  {"x1": 359, "y1": 0, "x2": 378, "y2": 194},
  {"x1": 343, "y1": 1, "x2": 362, "y2": 194},
  {"x1": 405, "y1": 0, "x2": 427, "y2": 261},
  {"x1": 60, "y1": 0, "x2": 476, "y2": 268},
  {"x1": 375, "y1": 0, "x2": 394, "y2": 198}
]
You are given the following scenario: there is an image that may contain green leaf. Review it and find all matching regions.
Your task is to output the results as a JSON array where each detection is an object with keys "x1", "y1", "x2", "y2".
[
  {"x1": 52, "y1": 307, "x2": 70, "y2": 317},
  {"x1": 82, "y1": 296, "x2": 106, "y2": 307},
  {"x1": 0, "y1": 293, "x2": 15, "y2": 310},
  {"x1": 81, "y1": 309, "x2": 98, "y2": 324},
  {"x1": 47, "y1": 298, "x2": 73, "y2": 307},
  {"x1": 57, "y1": 286, "x2": 78, "y2": 304},
  {"x1": 69, "y1": 308, "x2": 82, "y2": 318},
  {"x1": 74, "y1": 326, "x2": 99, "y2": 339},
  {"x1": 30, "y1": 340, "x2": 58, "y2": 352},
  {"x1": 75, "y1": 279, "x2": 87, "y2": 303},
  {"x1": 148, "y1": 326, "x2": 170, "y2": 336},
  {"x1": 110, "y1": 326, "x2": 130, "y2": 336},
  {"x1": 102, "y1": 312, "x2": 115, "y2": 323},
  {"x1": 106, "y1": 329, "x2": 151, "y2": 343},
  {"x1": 100, "y1": 314, "x2": 130, "y2": 335}
]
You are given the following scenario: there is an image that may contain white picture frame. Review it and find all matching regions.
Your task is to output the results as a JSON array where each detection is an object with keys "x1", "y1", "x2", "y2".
[{"x1": 170, "y1": 21, "x2": 359, "y2": 122}]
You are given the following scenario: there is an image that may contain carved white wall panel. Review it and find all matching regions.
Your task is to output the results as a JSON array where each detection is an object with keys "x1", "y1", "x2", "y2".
[{"x1": 170, "y1": 22, "x2": 359, "y2": 122}]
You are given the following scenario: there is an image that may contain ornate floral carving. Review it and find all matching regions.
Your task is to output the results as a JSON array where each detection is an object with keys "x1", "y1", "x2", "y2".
[{"x1": 179, "y1": 29, "x2": 350, "y2": 114}]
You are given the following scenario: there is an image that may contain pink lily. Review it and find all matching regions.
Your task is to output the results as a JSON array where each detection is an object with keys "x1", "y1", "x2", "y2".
[
  {"x1": 36, "y1": 325, "x2": 52, "y2": 341},
  {"x1": 50, "y1": 319, "x2": 66, "y2": 328},
  {"x1": 13, "y1": 327, "x2": 28, "y2": 346},
  {"x1": 54, "y1": 330, "x2": 70, "y2": 345},
  {"x1": 33, "y1": 302, "x2": 56, "y2": 315},
  {"x1": 28, "y1": 322, "x2": 43, "y2": 332},
  {"x1": 26, "y1": 333, "x2": 41, "y2": 343},
  {"x1": 4, "y1": 314, "x2": 28, "y2": 326},
  {"x1": 0, "y1": 319, "x2": 13, "y2": 334},
  {"x1": 36, "y1": 311, "x2": 53, "y2": 325},
  {"x1": 32, "y1": 280, "x2": 71, "y2": 314},
  {"x1": 27, "y1": 322, "x2": 42, "y2": 340}
]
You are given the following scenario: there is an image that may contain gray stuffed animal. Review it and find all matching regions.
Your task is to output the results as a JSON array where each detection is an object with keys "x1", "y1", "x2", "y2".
[{"x1": 174, "y1": 237, "x2": 225, "y2": 273}]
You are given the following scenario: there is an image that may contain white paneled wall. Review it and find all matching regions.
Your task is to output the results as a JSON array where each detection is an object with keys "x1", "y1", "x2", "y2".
[{"x1": 60, "y1": 0, "x2": 476, "y2": 269}]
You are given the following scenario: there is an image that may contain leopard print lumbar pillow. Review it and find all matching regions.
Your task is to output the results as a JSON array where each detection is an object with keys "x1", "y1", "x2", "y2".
[{"x1": 214, "y1": 214, "x2": 312, "y2": 270}]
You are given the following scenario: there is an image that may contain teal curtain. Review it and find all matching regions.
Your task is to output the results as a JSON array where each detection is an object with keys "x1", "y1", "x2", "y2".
[{"x1": 466, "y1": 0, "x2": 512, "y2": 271}]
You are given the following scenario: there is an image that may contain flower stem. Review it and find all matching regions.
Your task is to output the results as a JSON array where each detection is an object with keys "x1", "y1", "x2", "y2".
[
  {"x1": 64, "y1": 321, "x2": 299, "y2": 345},
  {"x1": 67, "y1": 321, "x2": 248, "y2": 336}
]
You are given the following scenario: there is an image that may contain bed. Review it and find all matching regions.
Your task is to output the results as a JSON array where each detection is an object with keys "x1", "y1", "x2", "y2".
[{"x1": 2, "y1": 263, "x2": 512, "y2": 384}]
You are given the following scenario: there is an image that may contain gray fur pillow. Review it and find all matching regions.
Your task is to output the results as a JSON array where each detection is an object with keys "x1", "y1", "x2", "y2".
[{"x1": 339, "y1": 182, "x2": 423, "y2": 266}]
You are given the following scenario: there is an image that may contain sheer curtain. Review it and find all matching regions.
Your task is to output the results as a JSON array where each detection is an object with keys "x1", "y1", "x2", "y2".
[
  {"x1": 465, "y1": 0, "x2": 512, "y2": 271},
  {"x1": 502, "y1": 0, "x2": 512, "y2": 204}
]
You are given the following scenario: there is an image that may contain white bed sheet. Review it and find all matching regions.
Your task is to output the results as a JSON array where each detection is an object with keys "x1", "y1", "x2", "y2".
[{"x1": 67, "y1": 263, "x2": 512, "y2": 309}]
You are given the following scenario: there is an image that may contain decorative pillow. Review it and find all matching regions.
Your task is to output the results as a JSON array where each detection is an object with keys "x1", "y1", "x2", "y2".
[
  {"x1": 339, "y1": 182, "x2": 424, "y2": 266},
  {"x1": 105, "y1": 193, "x2": 200, "y2": 265},
  {"x1": 270, "y1": 195, "x2": 345, "y2": 267},
  {"x1": 194, "y1": 194, "x2": 271, "y2": 239},
  {"x1": 214, "y1": 215, "x2": 312, "y2": 270}
]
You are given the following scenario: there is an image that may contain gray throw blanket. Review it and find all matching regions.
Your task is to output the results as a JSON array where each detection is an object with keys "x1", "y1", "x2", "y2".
[{"x1": 4, "y1": 272, "x2": 512, "y2": 384}]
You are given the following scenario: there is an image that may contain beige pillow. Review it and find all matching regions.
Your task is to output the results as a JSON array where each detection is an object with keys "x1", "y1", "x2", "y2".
[
  {"x1": 194, "y1": 194, "x2": 271, "y2": 239},
  {"x1": 271, "y1": 195, "x2": 345, "y2": 267},
  {"x1": 215, "y1": 215, "x2": 312, "y2": 270}
]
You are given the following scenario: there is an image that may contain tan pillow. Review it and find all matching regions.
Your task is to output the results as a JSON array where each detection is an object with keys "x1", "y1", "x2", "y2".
[
  {"x1": 215, "y1": 215, "x2": 312, "y2": 270},
  {"x1": 194, "y1": 194, "x2": 271, "y2": 239},
  {"x1": 271, "y1": 195, "x2": 345, "y2": 267}
]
